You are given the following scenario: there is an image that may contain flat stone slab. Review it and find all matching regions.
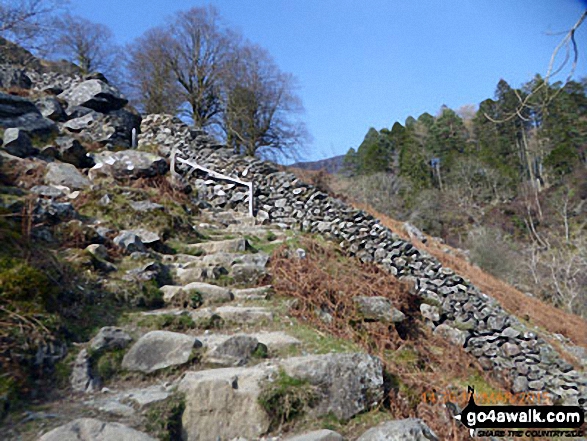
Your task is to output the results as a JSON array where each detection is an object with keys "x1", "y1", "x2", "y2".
[
  {"x1": 232, "y1": 285, "x2": 273, "y2": 300},
  {"x1": 191, "y1": 306, "x2": 274, "y2": 325},
  {"x1": 39, "y1": 418, "x2": 156, "y2": 441},
  {"x1": 198, "y1": 331, "x2": 299, "y2": 359},
  {"x1": 187, "y1": 238, "x2": 248, "y2": 254},
  {"x1": 122, "y1": 331, "x2": 201, "y2": 373},
  {"x1": 285, "y1": 429, "x2": 344, "y2": 441}
]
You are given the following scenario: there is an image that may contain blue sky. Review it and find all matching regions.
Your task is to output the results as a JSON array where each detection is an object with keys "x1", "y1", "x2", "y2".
[{"x1": 70, "y1": 0, "x2": 587, "y2": 162}]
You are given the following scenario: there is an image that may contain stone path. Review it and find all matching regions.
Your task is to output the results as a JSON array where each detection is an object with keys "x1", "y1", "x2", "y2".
[{"x1": 19, "y1": 212, "x2": 440, "y2": 441}]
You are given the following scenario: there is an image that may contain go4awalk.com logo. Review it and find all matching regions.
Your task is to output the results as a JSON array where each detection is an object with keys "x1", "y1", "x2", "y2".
[{"x1": 454, "y1": 387, "x2": 585, "y2": 438}]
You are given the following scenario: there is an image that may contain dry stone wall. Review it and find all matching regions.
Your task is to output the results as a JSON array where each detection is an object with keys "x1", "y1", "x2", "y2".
[{"x1": 139, "y1": 114, "x2": 587, "y2": 409}]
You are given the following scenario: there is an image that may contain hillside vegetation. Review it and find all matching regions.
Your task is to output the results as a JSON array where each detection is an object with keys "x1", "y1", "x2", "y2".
[{"x1": 341, "y1": 76, "x2": 587, "y2": 318}]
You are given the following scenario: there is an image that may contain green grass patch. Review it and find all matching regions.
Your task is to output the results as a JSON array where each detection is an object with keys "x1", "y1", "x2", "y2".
[
  {"x1": 259, "y1": 369, "x2": 319, "y2": 431},
  {"x1": 144, "y1": 392, "x2": 185, "y2": 441}
]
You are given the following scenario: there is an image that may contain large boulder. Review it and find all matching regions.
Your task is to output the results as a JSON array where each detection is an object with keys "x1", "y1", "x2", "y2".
[
  {"x1": 2, "y1": 128, "x2": 35, "y2": 157},
  {"x1": 356, "y1": 418, "x2": 439, "y2": 441},
  {"x1": 280, "y1": 353, "x2": 384, "y2": 420},
  {"x1": 179, "y1": 366, "x2": 273, "y2": 441},
  {"x1": 44, "y1": 162, "x2": 90, "y2": 190},
  {"x1": 121, "y1": 330, "x2": 201, "y2": 373},
  {"x1": 0, "y1": 92, "x2": 57, "y2": 137},
  {"x1": 58, "y1": 79, "x2": 128, "y2": 112},
  {"x1": 89, "y1": 150, "x2": 168, "y2": 180},
  {"x1": 89, "y1": 327, "x2": 132, "y2": 352},
  {"x1": 0, "y1": 65, "x2": 31, "y2": 89},
  {"x1": 39, "y1": 418, "x2": 156, "y2": 441}
]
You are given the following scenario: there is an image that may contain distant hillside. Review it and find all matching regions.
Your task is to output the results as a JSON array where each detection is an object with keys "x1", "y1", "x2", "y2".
[{"x1": 290, "y1": 154, "x2": 346, "y2": 174}]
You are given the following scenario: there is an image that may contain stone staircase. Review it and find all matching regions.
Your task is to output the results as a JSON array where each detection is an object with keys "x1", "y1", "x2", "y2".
[{"x1": 25, "y1": 211, "x2": 438, "y2": 441}]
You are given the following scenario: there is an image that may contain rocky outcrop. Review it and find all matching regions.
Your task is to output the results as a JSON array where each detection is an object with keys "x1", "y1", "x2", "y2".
[{"x1": 58, "y1": 79, "x2": 128, "y2": 112}]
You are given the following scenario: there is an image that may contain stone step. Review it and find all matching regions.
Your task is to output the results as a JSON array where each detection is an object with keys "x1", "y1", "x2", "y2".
[
  {"x1": 84, "y1": 384, "x2": 172, "y2": 417},
  {"x1": 185, "y1": 237, "x2": 249, "y2": 254},
  {"x1": 161, "y1": 283, "x2": 234, "y2": 306},
  {"x1": 232, "y1": 285, "x2": 273, "y2": 300},
  {"x1": 191, "y1": 305, "x2": 274, "y2": 325},
  {"x1": 177, "y1": 352, "x2": 384, "y2": 441},
  {"x1": 198, "y1": 331, "x2": 301, "y2": 354}
]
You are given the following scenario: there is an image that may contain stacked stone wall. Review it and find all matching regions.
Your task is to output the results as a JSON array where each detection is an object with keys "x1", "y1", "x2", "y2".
[{"x1": 140, "y1": 114, "x2": 587, "y2": 408}]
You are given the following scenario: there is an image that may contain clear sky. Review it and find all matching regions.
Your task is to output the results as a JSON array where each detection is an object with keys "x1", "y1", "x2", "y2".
[{"x1": 69, "y1": 0, "x2": 587, "y2": 162}]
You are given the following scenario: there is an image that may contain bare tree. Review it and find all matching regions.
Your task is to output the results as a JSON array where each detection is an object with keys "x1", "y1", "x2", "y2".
[
  {"x1": 222, "y1": 43, "x2": 307, "y2": 160},
  {"x1": 0, "y1": 0, "x2": 67, "y2": 53},
  {"x1": 125, "y1": 28, "x2": 182, "y2": 114},
  {"x1": 49, "y1": 14, "x2": 120, "y2": 78},
  {"x1": 164, "y1": 6, "x2": 234, "y2": 128}
]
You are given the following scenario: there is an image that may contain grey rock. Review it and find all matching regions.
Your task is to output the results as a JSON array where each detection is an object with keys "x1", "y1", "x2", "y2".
[
  {"x1": 231, "y1": 263, "x2": 267, "y2": 284},
  {"x1": 90, "y1": 150, "x2": 168, "y2": 180},
  {"x1": 206, "y1": 335, "x2": 265, "y2": 366},
  {"x1": 129, "y1": 200, "x2": 164, "y2": 212},
  {"x1": 121, "y1": 330, "x2": 201, "y2": 373},
  {"x1": 502, "y1": 342, "x2": 521, "y2": 357},
  {"x1": 0, "y1": 66, "x2": 31, "y2": 89},
  {"x1": 63, "y1": 111, "x2": 100, "y2": 132},
  {"x1": 113, "y1": 231, "x2": 146, "y2": 254},
  {"x1": 34, "y1": 199, "x2": 77, "y2": 224},
  {"x1": 35, "y1": 96, "x2": 65, "y2": 121},
  {"x1": 404, "y1": 222, "x2": 427, "y2": 243},
  {"x1": 433, "y1": 324, "x2": 467, "y2": 347},
  {"x1": 285, "y1": 430, "x2": 344, "y2": 441},
  {"x1": 58, "y1": 79, "x2": 128, "y2": 112},
  {"x1": 70, "y1": 349, "x2": 98, "y2": 393},
  {"x1": 0, "y1": 92, "x2": 57, "y2": 137},
  {"x1": 354, "y1": 296, "x2": 405, "y2": 323},
  {"x1": 420, "y1": 304, "x2": 440, "y2": 322},
  {"x1": 89, "y1": 327, "x2": 132, "y2": 352},
  {"x1": 126, "y1": 228, "x2": 160, "y2": 245},
  {"x1": 179, "y1": 366, "x2": 272, "y2": 441},
  {"x1": 190, "y1": 238, "x2": 248, "y2": 254},
  {"x1": 233, "y1": 286, "x2": 273, "y2": 300},
  {"x1": 501, "y1": 327, "x2": 521, "y2": 339},
  {"x1": 54, "y1": 136, "x2": 93, "y2": 168},
  {"x1": 181, "y1": 282, "x2": 233, "y2": 304},
  {"x1": 45, "y1": 162, "x2": 90, "y2": 190},
  {"x1": 512, "y1": 376, "x2": 529, "y2": 393},
  {"x1": 191, "y1": 306, "x2": 273, "y2": 325},
  {"x1": 30, "y1": 185, "x2": 67, "y2": 198},
  {"x1": 528, "y1": 380, "x2": 545, "y2": 390},
  {"x1": 2, "y1": 128, "x2": 35, "y2": 157},
  {"x1": 85, "y1": 244, "x2": 109, "y2": 261},
  {"x1": 39, "y1": 418, "x2": 156, "y2": 441},
  {"x1": 280, "y1": 353, "x2": 384, "y2": 420},
  {"x1": 357, "y1": 418, "x2": 438, "y2": 441}
]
